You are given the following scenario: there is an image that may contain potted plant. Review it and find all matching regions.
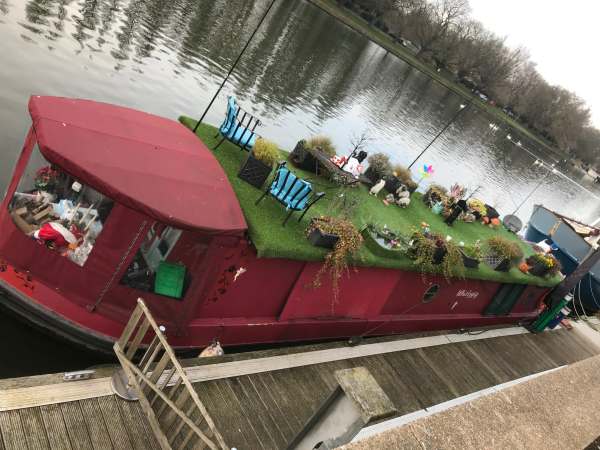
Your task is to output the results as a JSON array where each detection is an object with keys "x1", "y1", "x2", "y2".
[
  {"x1": 391, "y1": 164, "x2": 418, "y2": 193},
  {"x1": 460, "y1": 242, "x2": 482, "y2": 269},
  {"x1": 307, "y1": 218, "x2": 340, "y2": 249},
  {"x1": 484, "y1": 236, "x2": 523, "y2": 272},
  {"x1": 408, "y1": 231, "x2": 465, "y2": 280},
  {"x1": 423, "y1": 184, "x2": 448, "y2": 207},
  {"x1": 526, "y1": 253, "x2": 561, "y2": 277},
  {"x1": 306, "y1": 135, "x2": 337, "y2": 157},
  {"x1": 364, "y1": 152, "x2": 392, "y2": 184},
  {"x1": 238, "y1": 138, "x2": 279, "y2": 188},
  {"x1": 466, "y1": 198, "x2": 487, "y2": 219},
  {"x1": 307, "y1": 216, "x2": 363, "y2": 300},
  {"x1": 35, "y1": 166, "x2": 60, "y2": 190},
  {"x1": 442, "y1": 239, "x2": 466, "y2": 281}
]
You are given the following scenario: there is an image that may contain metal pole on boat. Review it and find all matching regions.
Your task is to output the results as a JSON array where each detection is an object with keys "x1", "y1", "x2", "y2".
[
  {"x1": 510, "y1": 160, "x2": 556, "y2": 216},
  {"x1": 193, "y1": 0, "x2": 278, "y2": 133},
  {"x1": 549, "y1": 248, "x2": 600, "y2": 308},
  {"x1": 407, "y1": 102, "x2": 470, "y2": 169}
]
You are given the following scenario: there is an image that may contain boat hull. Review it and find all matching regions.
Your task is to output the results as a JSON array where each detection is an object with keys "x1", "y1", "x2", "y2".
[{"x1": 0, "y1": 260, "x2": 540, "y2": 354}]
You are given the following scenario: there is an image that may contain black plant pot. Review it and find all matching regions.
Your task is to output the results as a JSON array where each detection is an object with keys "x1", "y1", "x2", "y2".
[
  {"x1": 290, "y1": 140, "x2": 319, "y2": 172},
  {"x1": 364, "y1": 167, "x2": 383, "y2": 184},
  {"x1": 384, "y1": 175, "x2": 402, "y2": 194},
  {"x1": 460, "y1": 250, "x2": 480, "y2": 269},
  {"x1": 529, "y1": 262, "x2": 549, "y2": 277},
  {"x1": 308, "y1": 228, "x2": 339, "y2": 249},
  {"x1": 494, "y1": 258, "x2": 511, "y2": 272},
  {"x1": 433, "y1": 246, "x2": 446, "y2": 265},
  {"x1": 238, "y1": 154, "x2": 272, "y2": 189}
]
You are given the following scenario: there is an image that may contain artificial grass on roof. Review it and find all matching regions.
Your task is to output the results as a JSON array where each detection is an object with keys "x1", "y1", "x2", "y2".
[{"x1": 180, "y1": 116, "x2": 560, "y2": 288}]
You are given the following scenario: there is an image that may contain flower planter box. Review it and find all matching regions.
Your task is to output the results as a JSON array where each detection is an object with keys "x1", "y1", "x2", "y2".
[
  {"x1": 460, "y1": 250, "x2": 480, "y2": 269},
  {"x1": 361, "y1": 227, "x2": 406, "y2": 259},
  {"x1": 238, "y1": 154, "x2": 272, "y2": 189},
  {"x1": 308, "y1": 228, "x2": 339, "y2": 249}
]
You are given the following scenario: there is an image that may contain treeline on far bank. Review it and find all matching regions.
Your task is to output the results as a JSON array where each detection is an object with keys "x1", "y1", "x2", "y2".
[{"x1": 335, "y1": 0, "x2": 600, "y2": 165}]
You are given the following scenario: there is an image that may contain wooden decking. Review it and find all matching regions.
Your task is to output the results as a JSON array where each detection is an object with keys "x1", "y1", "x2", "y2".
[
  {"x1": 0, "y1": 396, "x2": 160, "y2": 450},
  {"x1": 0, "y1": 326, "x2": 598, "y2": 449},
  {"x1": 192, "y1": 328, "x2": 598, "y2": 450}
]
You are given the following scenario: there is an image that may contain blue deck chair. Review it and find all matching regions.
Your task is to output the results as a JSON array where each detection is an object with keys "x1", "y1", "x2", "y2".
[
  {"x1": 214, "y1": 96, "x2": 261, "y2": 151},
  {"x1": 255, "y1": 161, "x2": 326, "y2": 225}
]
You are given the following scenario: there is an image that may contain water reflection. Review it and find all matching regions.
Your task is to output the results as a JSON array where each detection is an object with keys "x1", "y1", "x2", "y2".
[
  {"x1": 1, "y1": 0, "x2": 599, "y2": 224},
  {"x1": 2, "y1": 0, "x2": 600, "y2": 377}
]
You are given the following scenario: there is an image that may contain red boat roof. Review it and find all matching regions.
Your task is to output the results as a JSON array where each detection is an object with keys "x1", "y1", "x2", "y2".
[{"x1": 28, "y1": 96, "x2": 247, "y2": 235}]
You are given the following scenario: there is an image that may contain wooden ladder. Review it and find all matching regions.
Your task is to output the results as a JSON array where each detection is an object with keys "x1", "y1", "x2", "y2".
[{"x1": 113, "y1": 298, "x2": 227, "y2": 450}]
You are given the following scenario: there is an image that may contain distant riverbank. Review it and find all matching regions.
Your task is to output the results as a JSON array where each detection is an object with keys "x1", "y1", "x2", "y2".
[{"x1": 308, "y1": 0, "x2": 564, "y2": 158}]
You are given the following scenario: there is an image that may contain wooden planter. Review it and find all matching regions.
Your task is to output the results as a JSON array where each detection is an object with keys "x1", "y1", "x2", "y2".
[
  {"x1": 460, "y1": 250, "x2": 480, "y2": 269},
  {"x1": 308, "y1": 228, "x2": 339, "y2": 249},
  {"x1": 238, "y1": 154, "x2": 272, "y2": 189}
]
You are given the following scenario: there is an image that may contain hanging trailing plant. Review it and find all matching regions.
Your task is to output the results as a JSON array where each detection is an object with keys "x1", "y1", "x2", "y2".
[
  {"x1": 408, "y1": 230, "x2": 465, "y2": 280},
  {"x1": 442, "y1": 239, "x2": 466, "y2": 281},
  {"x1": 307, "y1": 216, "x2": 363, "y2": 301},
  {"x1": 407, "y1": 230, "x2": 442, "y2": 278}
]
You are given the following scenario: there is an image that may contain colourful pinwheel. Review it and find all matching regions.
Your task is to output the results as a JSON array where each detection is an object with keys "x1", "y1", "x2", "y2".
[{"x1": 419, "y1": 164, "x2": 434, "y2": 178}]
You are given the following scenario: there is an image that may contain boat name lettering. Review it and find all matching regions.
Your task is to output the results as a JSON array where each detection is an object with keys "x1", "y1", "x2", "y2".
[{"x1": 456, "y1": 289, "x2": 479, "y2": 299}]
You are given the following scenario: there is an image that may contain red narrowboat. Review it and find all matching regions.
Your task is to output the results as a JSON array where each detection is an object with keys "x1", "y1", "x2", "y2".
[{"x1": 0, "y1": 96, "x2": 557, "y2": 353}]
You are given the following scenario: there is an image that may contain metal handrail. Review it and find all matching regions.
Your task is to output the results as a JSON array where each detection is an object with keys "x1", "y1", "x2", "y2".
[{"x1": 113, "y1": 298, "x2": 227, "y2": 450}]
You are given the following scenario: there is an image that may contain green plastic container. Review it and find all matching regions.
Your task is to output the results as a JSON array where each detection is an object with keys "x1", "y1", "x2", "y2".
[{"x1": 154, "y1": 261, "x2": 186, "y2": 299}]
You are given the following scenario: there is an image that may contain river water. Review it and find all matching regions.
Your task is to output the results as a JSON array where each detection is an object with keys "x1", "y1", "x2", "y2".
[{"x1": 1, "y1": 0, "x2": 599, "y2": 377}]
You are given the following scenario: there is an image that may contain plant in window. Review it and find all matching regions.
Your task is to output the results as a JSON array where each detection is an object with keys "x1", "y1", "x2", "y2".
[
  {"x1": 34, "y1": 166, "x2": 60, "y2": 190},
  {"x1": 306, "y1": 135, "x2": 337, "y2": 157},
  {"x1": 307, "y1": 216, "x2": 363, "y2": 300}
]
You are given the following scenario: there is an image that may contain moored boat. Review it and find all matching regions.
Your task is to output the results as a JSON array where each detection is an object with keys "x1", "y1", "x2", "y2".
[{"x1": 0, "y1": 96, "x2": 561, "y2": 353}]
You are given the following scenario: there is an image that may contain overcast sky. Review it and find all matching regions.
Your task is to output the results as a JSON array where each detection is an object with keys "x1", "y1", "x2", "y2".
[{"x1": 469, "y1": 0, "x2": 600, "y2": 128}]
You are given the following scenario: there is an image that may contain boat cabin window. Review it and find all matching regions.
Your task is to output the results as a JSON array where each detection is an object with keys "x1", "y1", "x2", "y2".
[
  {"x1": 422, "y1": 284, "x2": 440, "y2": 303},
  {"x1": 120, "y1": 223, "x2": 189, "y2": 299},
  {"x1": 7, "y1": 144, "x2": 113, "y2": 266}
]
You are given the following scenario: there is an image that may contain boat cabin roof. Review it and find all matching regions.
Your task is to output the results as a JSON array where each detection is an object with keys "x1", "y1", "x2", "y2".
[{"x1": 28, "y1": 96, "x2": 247, "y2": 235}]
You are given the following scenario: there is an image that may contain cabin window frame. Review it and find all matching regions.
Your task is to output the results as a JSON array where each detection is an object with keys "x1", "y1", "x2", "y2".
[
  {"x1": 6, "y1": 142, "x2": 114, "y2": 267},
  {"x1": 422, "y1": 284, "x2": 440, "y2": 303},
  {"x1": 119, "y1": 220, "x2": 191, "y2": 299}
]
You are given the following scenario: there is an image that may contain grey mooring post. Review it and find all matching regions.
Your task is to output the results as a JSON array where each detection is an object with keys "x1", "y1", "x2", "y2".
[{"x1": 286, "y1": 367, "x2": 397, "y2": 450}]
